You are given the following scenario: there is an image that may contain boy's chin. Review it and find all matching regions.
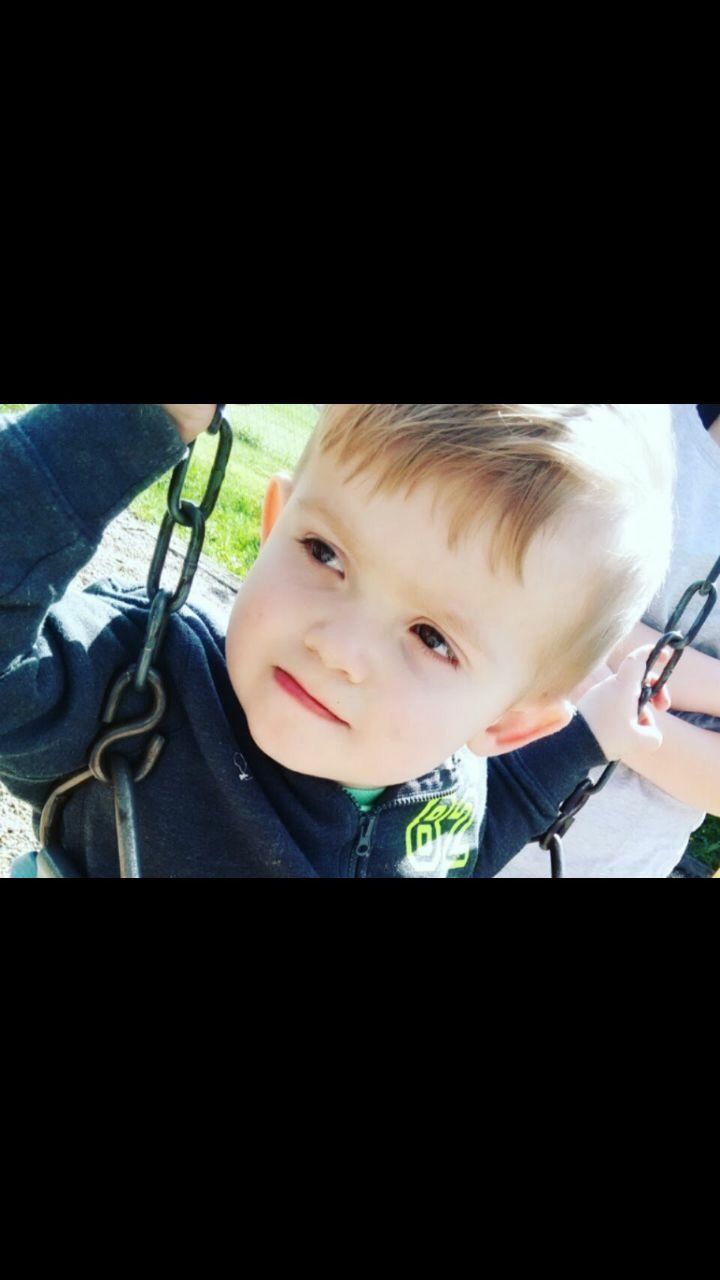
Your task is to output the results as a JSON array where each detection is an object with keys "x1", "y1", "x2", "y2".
[
  {"x1": 243, "y1": 706, "x2": 453, "y2": 788},
  {"x1": 245, "y1": 717, "x2": 341, "y2": 781},
  {"x1": 246, "y1": 720, "x2": 408, "y2": 788}
]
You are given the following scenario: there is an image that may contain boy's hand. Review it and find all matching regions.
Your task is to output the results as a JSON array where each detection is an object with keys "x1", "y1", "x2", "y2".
[
  {"x1": 577, "y1": 645, "x2": 673, "y2": 763},
  {"x1": 160, "y1": 404, "x2": 220, "y2": 445}
]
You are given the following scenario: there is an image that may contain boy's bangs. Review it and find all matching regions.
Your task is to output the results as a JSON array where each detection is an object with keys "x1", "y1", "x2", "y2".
[{"x1": 314, "y1": 403, "x2": 587, "y2": 576}]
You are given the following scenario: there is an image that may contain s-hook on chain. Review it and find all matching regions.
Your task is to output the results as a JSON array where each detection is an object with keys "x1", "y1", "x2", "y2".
[{"x1": 37, "y1": 405, "x2": 234, "y2": 878}]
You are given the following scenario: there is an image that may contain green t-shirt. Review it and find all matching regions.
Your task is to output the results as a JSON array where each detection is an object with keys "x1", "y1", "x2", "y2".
[{"x1": 343, "y1": 786, "x2": 387, "y2": 814}]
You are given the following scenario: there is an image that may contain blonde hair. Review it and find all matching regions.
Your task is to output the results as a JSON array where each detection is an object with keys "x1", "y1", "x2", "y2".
[{"x1": 297, "y1": 404, "x2": 675, "y2": 698}]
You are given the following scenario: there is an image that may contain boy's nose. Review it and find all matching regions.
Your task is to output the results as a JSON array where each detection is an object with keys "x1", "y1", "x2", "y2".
[{"x1": 304, "y1": 616, "x2": 374, "y2": 684}]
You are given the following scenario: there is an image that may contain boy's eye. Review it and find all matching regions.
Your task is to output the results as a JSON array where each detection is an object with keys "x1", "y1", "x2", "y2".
[
  {"x1": 413, "y1": 624, "x2": 459, "y2": 667},
  {"x1": 300, "y1": 537, "x2": 344, "y2": 575},
  {"x1": 299, "y1": 539, "x2": 458, "y2": 668}
]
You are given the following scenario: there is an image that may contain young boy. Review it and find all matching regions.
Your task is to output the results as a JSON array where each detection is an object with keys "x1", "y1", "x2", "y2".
[{"x1": 0, "y1": 403, "x2": 674, "y2": 878}]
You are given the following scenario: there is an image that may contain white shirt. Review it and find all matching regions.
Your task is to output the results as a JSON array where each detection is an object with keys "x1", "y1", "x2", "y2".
[{"x1": 498, "y1": 403, "x2": 720, "y2": 878}]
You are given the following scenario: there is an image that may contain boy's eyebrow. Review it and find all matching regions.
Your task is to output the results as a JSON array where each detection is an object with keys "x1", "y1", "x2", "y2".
[
  {"x1": 297, "y1": 499, "x2": 364, "y2": 561},
  {"x1": 433, "y1": 607, "x2": 490, "y2": 658},
  {"x1": 296, "y1": 498, "x2": 491, "y2": 657}
]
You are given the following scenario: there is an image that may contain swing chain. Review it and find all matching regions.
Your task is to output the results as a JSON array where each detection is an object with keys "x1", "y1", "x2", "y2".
[
  {"x1": 37, "y1": 405, "x2": 234, "y2": 877},
  {"x1": 539, "y1": 551, "x2": 720, "y2": 876}
]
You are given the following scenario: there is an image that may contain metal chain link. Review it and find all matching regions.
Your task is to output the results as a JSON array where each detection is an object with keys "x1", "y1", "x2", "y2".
[
  {"x1": 38, "y1": 405, "x2": 234, "y2": 878},
  {"x1": 539, "y1": 550, "x2": 720, "y2": 877}
]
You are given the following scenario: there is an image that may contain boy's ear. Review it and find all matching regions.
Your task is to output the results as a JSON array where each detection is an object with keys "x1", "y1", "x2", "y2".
[
  {"x1": 261, "y1": 472, "x2": 295, "y2": 545},
  {"x1": 468, "y1": 698, "x2": 574, "y2": 757}
]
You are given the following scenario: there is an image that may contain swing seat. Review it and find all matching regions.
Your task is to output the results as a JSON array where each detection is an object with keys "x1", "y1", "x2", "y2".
[
  {"x1": 11, "y1": 852, "x2": 39, "y2": 879},
  {"x1": 10, "y1": 848, "x2": 83, "y2": 878}
]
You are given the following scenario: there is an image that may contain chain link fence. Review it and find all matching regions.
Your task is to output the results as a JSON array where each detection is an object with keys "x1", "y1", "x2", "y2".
[{"x1": 227, "y1": 403, "x2": 321, "y2": 475}]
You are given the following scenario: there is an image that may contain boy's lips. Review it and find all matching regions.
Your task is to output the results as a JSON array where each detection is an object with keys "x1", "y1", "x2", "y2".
[{"x1": 273, "y1": 668, "x2": 349, "y2": 725}]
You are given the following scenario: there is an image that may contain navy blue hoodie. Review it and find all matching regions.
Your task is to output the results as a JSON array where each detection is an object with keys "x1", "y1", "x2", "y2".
[{"x1": 0, "y1": 405, "x2": 606, "y2": 877}]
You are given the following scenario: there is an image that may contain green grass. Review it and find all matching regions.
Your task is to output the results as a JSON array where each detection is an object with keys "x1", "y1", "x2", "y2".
[
  {"x1": 129, "y1": 403, "x2": 317, "y2": 579},
  {"x1": 2, "y1": 401, "x2": 719, "y2": 876},
  {"x1": 688, "y1": 814, "x2": 720, "y2": 873}
]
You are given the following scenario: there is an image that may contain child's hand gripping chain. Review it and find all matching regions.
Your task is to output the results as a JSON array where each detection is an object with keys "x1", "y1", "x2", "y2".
[
  {"x1": 160, "y1": 404, "x2": 220, "y2": 445},
  {"x1": 535, "y1": 645, "x2": 675, "y2": 875},
  {"x1": 577, "y1": 645, "x2": 673, "y2": 765}
]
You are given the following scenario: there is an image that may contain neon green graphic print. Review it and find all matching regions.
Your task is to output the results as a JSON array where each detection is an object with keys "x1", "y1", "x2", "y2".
[{"x1": 405, "y1": 797, "x2": 476, "y2": 876}]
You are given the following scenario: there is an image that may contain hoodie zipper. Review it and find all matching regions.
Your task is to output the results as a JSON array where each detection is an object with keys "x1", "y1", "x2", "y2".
[
  {"x1": 349, "y1": 812, "x2": 380, "y2": 878},
  {"x1": 347, "y1": 789, "x2": 458, "y2": 879}
]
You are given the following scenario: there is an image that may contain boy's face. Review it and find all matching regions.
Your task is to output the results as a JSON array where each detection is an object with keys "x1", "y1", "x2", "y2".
[{"x1": 225, "y1": 443, "x2": 585, "y2": 788}]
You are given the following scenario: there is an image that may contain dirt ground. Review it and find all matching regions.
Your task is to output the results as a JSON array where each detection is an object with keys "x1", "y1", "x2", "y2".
[{"x1": 0, "y1": 510, "x2": 240, "y2": 877}]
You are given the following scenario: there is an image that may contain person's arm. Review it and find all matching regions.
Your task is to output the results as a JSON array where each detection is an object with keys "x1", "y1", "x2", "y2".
[
  {"x1": 610, "y1": 620, "x2": 720, "y2": 719},
  {"x1": 621, "y1": 711, "x2": 720, "y2": 816},
  {"x1": 0, "y1": 404, "x2": 189, "y2": 794},
  {"x1": 0, "y1": 404, "x2": 187, "y2": 677}
]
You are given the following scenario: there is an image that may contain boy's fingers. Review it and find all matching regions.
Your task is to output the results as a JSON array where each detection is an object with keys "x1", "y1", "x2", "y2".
[
  {"x1": 617, "y1": 649, "x2": 652, "y2": 690},
  {"x1": 625, "y1": 643, "x2": 671, "y2": 671},
  {"x1": 619, "y1": 646, "x2": 671, "y2": 734},
  {"x1": 642, "y1": 667, "x2": 672, "y2": 711},
  {"x1": 652, "y1": 685, "x2": 672, "y2": 712},
  {"x1": 623, "y1": 644, "x2": 675, "y2": 699},
  {"x1": 635, "y1": 704, "x2": 664, "y2": 749}
]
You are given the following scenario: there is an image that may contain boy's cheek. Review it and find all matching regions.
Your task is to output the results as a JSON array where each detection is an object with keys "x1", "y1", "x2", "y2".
[
  {"x1": 226, "y1": 589, "x2": 267, "y2": 679},
  {"x1": 232, "y1": 574, "x2": 283, "y2": 631},
  {"x1": 227, "y1": 578, "x2": 302, "y2": 680},
  {"x1": 380, "y1": 693, "x2": 467, "y2": 769}
]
